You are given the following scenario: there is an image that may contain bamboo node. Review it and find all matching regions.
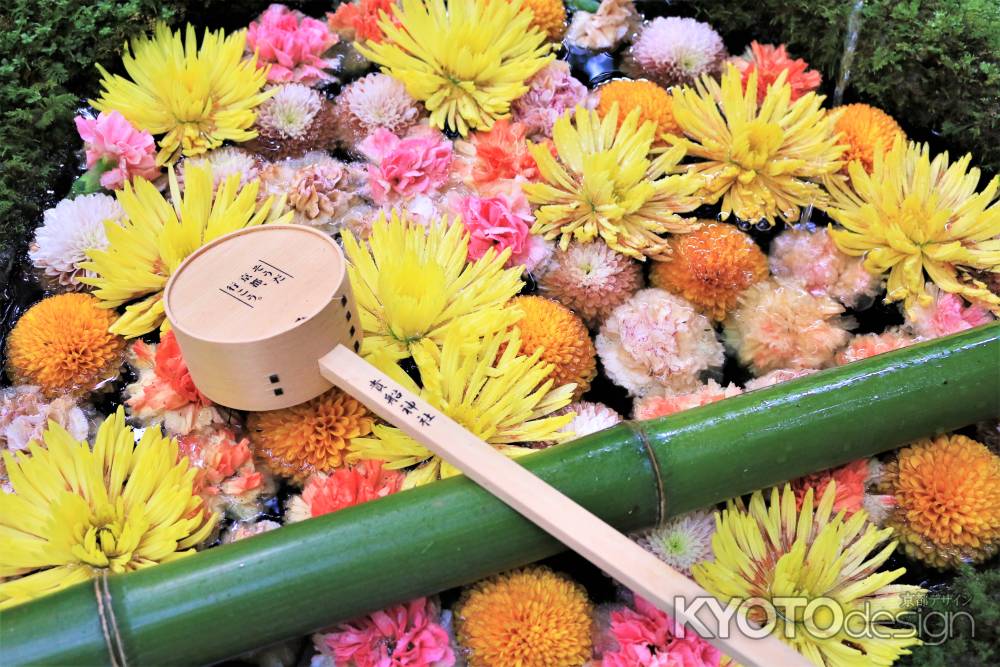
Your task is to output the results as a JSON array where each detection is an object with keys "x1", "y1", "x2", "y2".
[{"x1": 626, "y1": 420, "x2": 667, "y2": 526}]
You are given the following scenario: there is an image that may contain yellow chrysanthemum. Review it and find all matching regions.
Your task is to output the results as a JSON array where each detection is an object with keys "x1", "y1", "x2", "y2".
[
  {"x1": 93, "y1": 23, "x2": 274, "y2": 165},
  {"x1": 524, "y1": 105, "x2": 702, "y2": 260},
  {"x1": 833, "y1": 103, "x2": 905, "y2": 174},
  {"x1": 5, "y1": 293, "x2": 125, "y2": 397},
  {"x1": 666, "y1": 65, "x2": 844, "y2": 227},
  {"x1": 826, "y1": 138, "x2": 1000, "y2": 313},
  {"x1": 0, "y1": 408, "x2": 216, "y2": 609},
  {"x1": 342, "y1": 211, "x2": 525, "y2": 362},
  {"x1": 356, "y1": 0, "x2": 554, "y2": 136},
  {"x1": 518, "y1": 0, "x2": 567, "y2": 41},
  {"x1": 248, "y1": 387, "x2": 376, "y2": 483},
  {"x1": 596, "y1": 79, "x2": 681, "y2": 138},
  {"x1": 455, "y1": 567, "x2": 593, "y2": 667},
  {"x1": 879, "y1": 434, "x2": 1000, "y2": 570},
  {"x1": 509, "y1": 296, "x2": 597, "y2": 399},
  {"x1": 693, "y1": 483, "x2": 924, "y2": 667},
  {"x1": 347, "y1": 328, "x2": 575, "y2": 487},
  {"x1": 80, "y1": 165, "x2": 290, "y2": 338}
]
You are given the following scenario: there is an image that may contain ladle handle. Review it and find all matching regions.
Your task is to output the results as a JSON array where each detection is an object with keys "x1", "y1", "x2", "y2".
[{"x1": 318, "y1": 345, "x2": 808, "y2": 667}]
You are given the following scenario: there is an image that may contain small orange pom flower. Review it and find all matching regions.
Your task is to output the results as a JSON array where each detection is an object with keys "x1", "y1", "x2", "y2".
[
  {"x1": 833, "y1": 103, "x2": 905, "y2": 173},
  {"x1": 597, "y1": 79, "x2": 681, "y2": 139},
  {"x1": 5, "y1": 293, "x2": 125, "y2": 397},
  {"x1": 510, "y1": 296, "x2": 597, "y2": 399},
  {"x1": 456, "y1": 567, "x2": 593, "y2": 667},
  {"x1": 248, "y1": 387, "x2": 375, "y2": 482},
  {"x1": 518, "y1": 0, "x2": 567, "y2": 40},
  {"x1": 650, "y1": 222, "x2": 768, "y2": 320},
  {"x1": 879, "y1": 434, "x2": 1000, "y2": 569}
]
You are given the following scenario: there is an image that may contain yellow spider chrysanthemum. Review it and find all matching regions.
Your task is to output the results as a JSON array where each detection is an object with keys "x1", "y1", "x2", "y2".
[
  {"x1": 342, "y1": 211, "x2": 525, "y2": 362},
  {"x1": 693, "y1": 483, "x2": 924, "y2": 667},
  {"x1": 0, "y1": 408, "x2": 216, "y2": 609},
  {"x1": 80, "y1": 165, "x2": 291, "y2": 338},
  {"x1": 524, "y1": 105, "x2": 703, "y2": 260},
  {"x1": 827, "y1": 138, "x2": 1000, "y2": 313},
  {"x1": 355, "y1": 0, "x2": 554, "y2": 136},
  {"x1": 347, "y1": 328, "x2": 576, "y2": 487},
  {"x1": 666, "y1": 65, "x2": 844, "y2": 227},
  {"x1": 92, "y1": 23, "x2": 275, "y2": 165}
]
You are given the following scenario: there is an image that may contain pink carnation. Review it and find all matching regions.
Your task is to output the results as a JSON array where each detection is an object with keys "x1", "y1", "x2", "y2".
[
  {"x1": 769, "y1": 226, "x2": 881, "y2": 308},
  {"x1": 247, "y1": 4, "x2": 338, "y2": 86},
  {"x1": 601, "y1": 595, "x2": 721, "y2": 667},
  {"x1": 511, "y1": 62, "x2": 589, "y2": 140},
  {"x1": 835, "y1": 328, "x2": 916, "y2": 365},
  {"x1": 904, "y1": 282, "x2": 995, "y2": 339},
  {"x1": 452, "y1": 188, "x2": 547, "y2": 271},
  {"x1": 633, "y1": 381, "x2": 741, "y2": 420},
  {"x1": 321, "y1": 598, "x2": 455, "y2": 667},
  {"x1": 362, "y1": 127, "x2": 453, "y2": 205},
  {"x1": 74, "y1": 111, "x2": 159, "y2": 189}
]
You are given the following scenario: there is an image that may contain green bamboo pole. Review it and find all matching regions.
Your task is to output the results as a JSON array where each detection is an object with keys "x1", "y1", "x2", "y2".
[{"x1": 2, "y1": 324, "x2": 998, "y2": 666}]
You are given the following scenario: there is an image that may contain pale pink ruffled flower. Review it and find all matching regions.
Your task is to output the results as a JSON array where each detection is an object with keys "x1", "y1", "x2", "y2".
[
  {"x1": 565, "y1": 0, "x2": 641, "y2": 51},
  {"x1": 336, "y1": 73, "x2": 423, "y2": 147},
  {"x1": 626, "y1": 17, "x2": 727, "y2": 88},
  {"x1": 450, "y1": 187, "x2": 547, "y2": 271},
  {"x1": 511, "y1": 62, "x2": 589, "y2": 140},
  {"x1": 742, "y1": 368, "x2": 816, "y2": 392},
  {"x1": 903, "y1": 282, "x2": 994, "y2": 339},
  {"x1": 320, "y1": 598, "x2": 455, "y2": 667},
  {"x1": 633, "y1": 381, "x2": 741, "y2": 421},
  {"x1": 247, "y1": 4, "x2": 339, "y2": 86},
  {"x1": 600, "y1": 595, "x2": 721, "y2": 667},
  {"x1": 74, "y1": 110, "x2": 159, "y2": 189},
  {"x1": 596, "y1": 289, "x2": 724, "y2": 397},
  {"x1": 361, "y1": 127, "x2": 453, "y2": 205},
  {"x1": 835, "y1": 328, "x2": 917, "y2": 365}
]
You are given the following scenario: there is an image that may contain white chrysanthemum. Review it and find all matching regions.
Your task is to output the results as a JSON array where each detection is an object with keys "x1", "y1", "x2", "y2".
[
  {"x1": 257, "y1": 83, "x2": 323, "y2": 139},
  {"x1": 596, "y1": 288, "x2": 724, "y2": 396},
  {"x1": 180, "y1": 147, "x2": 261, "y2": 190},
  {"x1": 339, "y1": 73, "x2": 422, "y2": 138},
  {"x1": 627, "y1": 17, "x2": 726, "y2": 87},
  {"x1": 29, "y1": 194, "x2": 121, "y2": 289},
  {"x1": 634, "y1": 510, "x2": 716, "y2": 576},
  {"x1": 558, "y1": 401, "x2": 623, "y2": 439}
]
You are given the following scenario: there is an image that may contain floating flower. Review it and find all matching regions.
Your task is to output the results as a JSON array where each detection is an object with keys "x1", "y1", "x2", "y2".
[
  {"x1": 633, "y1": 380, "x2": 742, "y2": 421},
  {"x1": 650, "y1": 222, "x2": 768, "y2": 321},
  {"x1": 250, "y1": 83, "x2": 336, "y2": 159},
  {"x1": 247, "y1": 4, "x2": 338, "y2": 86},
  {"x1": 125, "y1": 331, "x2": 223, "y2": 436},
  {"x1": 180, "y1": 427, "x2": 270, "y2": 520},
  {"x1": 733, "y1": 42, "x2": 821, "y2": 104},
  {"x1": 453, "y1": 189, "x2": 548, "y2": 271},
  {"x1": 510, "y1": 296, "x2": 597, "y2": 399},
  {"x1": 565, "y1": 0, "x2": 640, "y2": 51},
  {"x1": 361, "y1": 127, "x2": 453, "y2": 205},
  {"x1": 600, "y1": 594, "x2": 721, "y2": 667},
  {"x1": 668, "y1": 65, "x2": 844, "y2": 227},
  {"x1": 537, "y1": 240, "x2": 643, "y2": 329},
  {"x1": 724, "y1": 279, "x2": 852, "y2": 374},
  {"x1": 827, "y1": 139, "x2": 1000, "y2": 313},
  {"x1": 518, "y1": 0, "x2": 567, "y2": 40},
  {"x1": 835, "y1": 328, "x2": 916, "y2": 365},
  {"x1": 633, "y1": 510, "x2": 717, "y2": 577},
  {"x1": 6, "y1": 294, "x2": 124, "y2": 397},
  {"x1": 626, "y1": 17, "x2": 726, "y2": 88},
  {"x1": 511, "y1": 62, "x2": 589, "y2": 140},
  {"x1": 29, "y1": 194, "x2": 121, "y2": 290},
  {"x1": 0, "y1": 409, "x2": 216, "y2": 609},
  {"x1": 768, "y1": 225, "x2": 882, "y2": 309},
  {"x1": 285, "y1": 161, "x2": 363, "y2": 229},
  {"x1": 348, "y1": 328, "x2": 575, "y2": 487},
  {"x1": 693, "y1": 484, "x2": 924, "y2": 665},
  {"x1": 832, "y1": 103, "x2": 905, "y2": 174},
  {"x1": 222, "y1": 520, "x2": 281, "y2": 544},
  {"x1": 179, "y1": 147, "x2": 263, "y2": 191},
  {"x1": 554, "y1": 401, "x2": 622, "y2": 442},
  {"x1": 879, "y1": 434, "x2": 1000, "y2": 569},
  {"x1": 342, "y1": 212, "x2": 524, "y2": 361},
  {"x1": 597, "y1": 79, "x2": 680, "y2": 140},
  {"x1": 92, "y1": 23, "x2": 274, "y2": 165},
  {"x1": 327, "y1": 0, "x2": 399, "y2": 43},
  {"x1": 453, "y1": 119, "x2": 541, "y2": 190},
  {"x1": 525, "y1": 106, "x2": 702, "y2": 260},
  {"x1": 320, "y1": 597, "x2": 455, "y2": 667},
  {"x1": 742, "y1": 367, "x2": 816, "y2": 391},
  {"x1": 356, "y1": 0, "x2": 554, "y2": 136},
  {"x1": 334, "y1": 73, "x2": 423, "y2": 148},
  {"x1": 903, "y1": 282, "x2": 994, "y2": 339},
  {"x1": 249, "y1": 387, "x2": 375, "y2": 483},
  {"x1": 790, "y1": 459, "x2": 894, "y2": 524},
  {"x1": 455, "y1": 567, "x2": 593, "y2": 667},
  {"x1": 287, "y1": 460, "x2": 403, "y2": 523},
  {"x1": 74, "y1": 110, "x2": 159, "y2": 189},
  {"x1": 81, "y1": 164, "x2": 290, "y2": 337}
]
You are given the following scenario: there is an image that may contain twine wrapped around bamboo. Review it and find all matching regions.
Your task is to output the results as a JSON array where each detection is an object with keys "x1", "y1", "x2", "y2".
[{"x1": 2, "y1": 324, "x2": 998, "y2": 666}]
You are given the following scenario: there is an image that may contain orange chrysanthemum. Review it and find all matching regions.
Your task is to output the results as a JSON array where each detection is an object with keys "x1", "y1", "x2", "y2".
[
  {"x1": 597, "y1": 79, "x2": 680, "y2": 139},
  {"x1": 510, "y1": 296, "x2": 597, "y2": 399},
  {"x1": 5, "y1": 293, "x2": 125, "y2": 397},
  {"x1": 880, "y1": 434, "x2": 1000, "y2": 569},
  {"x1": 248, "y1": 387, "x2": 375, "y2": 482},
  {"x1": 833, "y1": 103, "x2": 905, "y2": 174},
  {"x1": 650, "y1": 222, "x2": 769, "y2": 320},
  {"x1": 518, "y1": 0, "x2": 567, "y2": 40},
  {"x1": 456, "y1": 567, "x2": 593, "y2": 667}
]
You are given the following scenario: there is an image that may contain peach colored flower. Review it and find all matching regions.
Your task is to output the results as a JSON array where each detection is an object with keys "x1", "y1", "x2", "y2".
[
  {"x1": 361, "y1": 127, "x2": 453, "y2": 204},
  {"x1": 904, "y1": 282, "x2": 995, "y2": 339},
  {"x1": 291, "y1": 460, "x2": 403, "y2": 521},
  {"x1": 454, "y1": 119, "x2": 542, "y2": 189},
  {"x1": 247, "y1": 4, "x2": 338, "y2": 86},
  {"x1": 633, "y1": 381, "x2": 742, "y2": 420},
  {"x1": 179, "y1": 427, "x2": 271, "y2": 519},
  {"x1": 74, "y1": 111, "x2": 159, "y2": 189},
  {"x1": 733, "y1": 42, "x2": 821, "y2": 104},
  {"x1": 327, "y1": 0, "x2": 399, "y2": 43},
  {"x1": 791, "y1": 459, "x2": 894, "y2": 522},
  {"x1": 835, "y1": 328, "x2": 916, "y2": 365}
]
